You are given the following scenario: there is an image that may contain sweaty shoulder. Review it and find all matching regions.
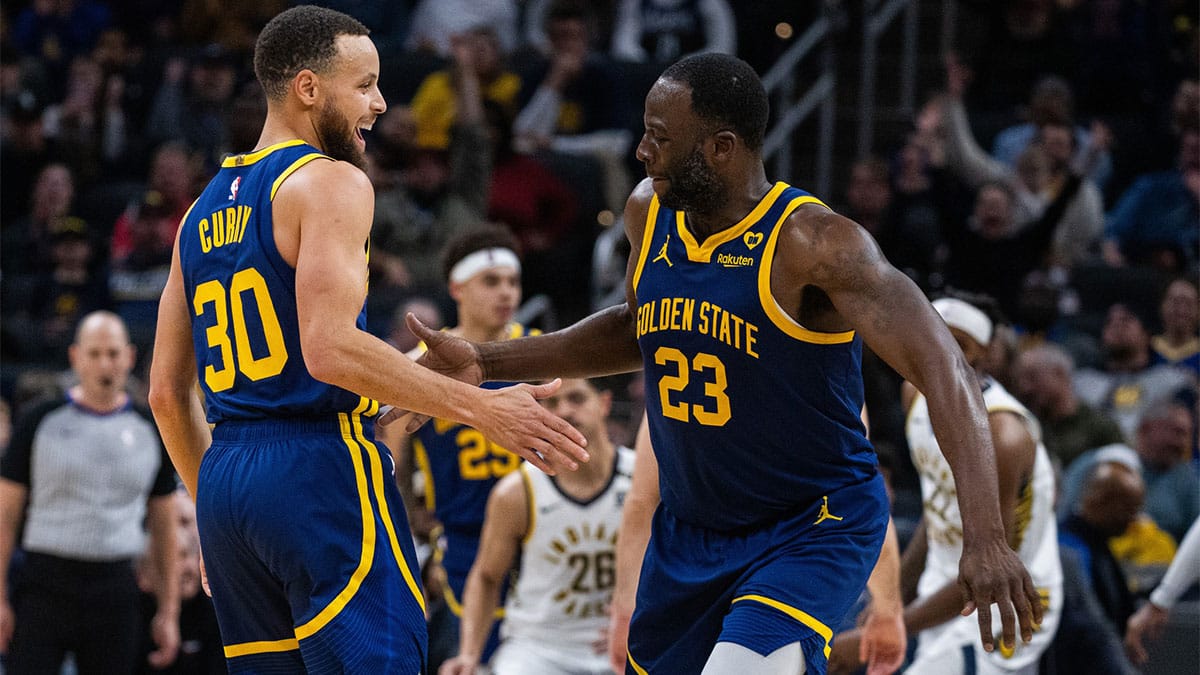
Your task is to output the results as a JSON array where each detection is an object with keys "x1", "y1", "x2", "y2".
[
  {"x1": 776, "y1": 203, "x2": 886, "y2": 290},
  {"x1": 271, "y1": 159, "x2": 372, "y2": 264},
  {"x1": 273, "y1": 157, "x2": 370, "y2": 206}
]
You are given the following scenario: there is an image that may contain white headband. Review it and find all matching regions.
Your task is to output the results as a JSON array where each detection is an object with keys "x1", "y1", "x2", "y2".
[
  {"x1": 449, "y1": 247, "x2": 521, "y2": 284},
  {"x1": 932, "y1": 298, "x2": 993, "y2": 346}
]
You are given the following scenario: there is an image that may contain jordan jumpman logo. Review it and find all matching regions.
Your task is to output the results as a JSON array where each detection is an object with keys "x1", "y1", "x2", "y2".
[
  {"x1": 814, "y1": 496, "x2": 844, "y2": 525},
  {"x1": 653, "y1": 234, "x2": 673, "y2": 267}
]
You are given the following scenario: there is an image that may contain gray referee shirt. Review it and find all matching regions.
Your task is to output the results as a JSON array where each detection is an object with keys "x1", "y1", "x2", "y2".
[{"x1": 1, "y1": 396, "x2": 176, "y2": 561}]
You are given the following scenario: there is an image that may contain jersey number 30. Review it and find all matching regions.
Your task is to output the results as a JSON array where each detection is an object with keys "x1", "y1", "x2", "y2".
[
  {"x1": 193, "y1": 268, "x2": 288, "y2": 392},
  {"x1": 655, "y1": 347, "x2": 731, "y2": 426}
]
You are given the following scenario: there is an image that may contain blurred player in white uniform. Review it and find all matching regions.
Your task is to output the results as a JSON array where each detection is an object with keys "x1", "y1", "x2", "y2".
[
  {"x1": 901, "y1": 297, "x2": 1062, "y2": 675},
  {"x1": 440, "y1": 377, "x2": 633, "y2": 675}
]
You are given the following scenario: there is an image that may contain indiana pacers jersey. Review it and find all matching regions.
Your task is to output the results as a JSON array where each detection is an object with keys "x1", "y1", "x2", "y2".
[
  {"x1": 178, "y1": 140, "x2": 366, "y2": 423},
  {"x1": 633, "y1": 182, "x2": 878, "y2": 531},
  {"x1": 498, "y1": 447, "x2": 634, "y2": 672},
  {"x1": 906, "y1": 376, "x2": 1062, "y2": 673}
]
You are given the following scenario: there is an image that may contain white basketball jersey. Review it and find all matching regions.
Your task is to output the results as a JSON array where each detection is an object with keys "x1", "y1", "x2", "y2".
[
  {"x1": 906, "y1": 377, "x2": 1062, "y2": 672},
  {"x1": 502, "y1": 447, "x2": 635, "y2": 652}
]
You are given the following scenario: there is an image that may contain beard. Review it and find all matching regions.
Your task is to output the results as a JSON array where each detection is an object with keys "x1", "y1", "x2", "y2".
[
  {"x1": 316, "y1": 99, "x2": 366, "y2": 170},
  {"x1": 657, "y1": 146, "x2": 727, "y2": 214}
]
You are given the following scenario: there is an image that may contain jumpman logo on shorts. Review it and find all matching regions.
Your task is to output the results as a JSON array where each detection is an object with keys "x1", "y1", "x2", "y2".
[
  {"x1": 814, "y1": 495, "x2": 844, "y2": 525},
  {"x1": 653, "y1": 235, "x2": 673, "y2": 267}
]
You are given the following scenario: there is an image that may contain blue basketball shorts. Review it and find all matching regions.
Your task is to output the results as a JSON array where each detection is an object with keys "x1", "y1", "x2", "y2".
[
  {"x1": 196, "y1": 412, "x2": 428, "y2": 674},
  {"x1": 626, "y1": 474, "x2": 889, "y2": 675}
]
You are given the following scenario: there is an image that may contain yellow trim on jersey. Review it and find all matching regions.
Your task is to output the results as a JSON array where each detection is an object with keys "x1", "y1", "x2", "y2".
[
  {"x1": 179, "y1": 197, "x2": 199, "y2": 231},
  {"x1": 676, "y1": 182, "x2": 788, "y2": 263},
  {"x1": 520, "y1": 464, "x2": 536, "y2": 546},
  {"x1": 221, "y1": 139, "x2": 307, "y2": 167},
  {"x1": 352, "y1": 411, "x2": 427, "y2": 615},
  {"x1": 293, "y1": 409, "x2": 377, "y2": 640},
  {"x1": 632, "y1": 196, "x2": 661, "y2": 292},
  {"x1": 731, "y1": 594, "x2": 834, "y2": 658},
  {"x1": 442, "y1": 584, "x2": 505, "y2": 619},
  {"x1": 270, "y1": 153, "x2": 332, "y2": 201},
  {"x1": 756, "y1": 196, "x2": 855, "y2": 344},
  {"x1": 628, "y1": 652, "x2": 649, "y2": 675},
  {"x1": 412, "y1": 438, "x2": 436, "y2": 511},
  {"x1": 223, "y1": 637, "x2": 300, "y2": 658}
]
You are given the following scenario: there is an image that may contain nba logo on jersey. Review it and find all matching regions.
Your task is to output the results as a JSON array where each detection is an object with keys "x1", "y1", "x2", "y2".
[{"x1": 228, "y1": 176, "x2": 241, "y2": 201}]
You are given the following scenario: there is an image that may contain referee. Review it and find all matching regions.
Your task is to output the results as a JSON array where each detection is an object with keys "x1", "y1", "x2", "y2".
[{"x1": 0, "y1": 311, "x2": 180, "y2": 672}]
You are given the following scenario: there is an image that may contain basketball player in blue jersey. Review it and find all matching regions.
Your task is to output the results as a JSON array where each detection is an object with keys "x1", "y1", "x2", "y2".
[
  {"x1": 147, "y1": 6, "x2": 587, "y2": 673},
  {"x1": 395, "y1": 53, "x2": 1041, "y2": 674},
  {"x1": 379, "y1": 226, "x2": 537, "y2": 668}
]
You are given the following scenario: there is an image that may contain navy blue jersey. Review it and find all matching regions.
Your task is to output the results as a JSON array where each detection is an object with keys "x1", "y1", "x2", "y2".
[
  {"x1": 633, "y1": 182, "x2": 877, "y2": 531},
  {"x1": 178, "y1": 140, "x2": 370, "y2": 423}
]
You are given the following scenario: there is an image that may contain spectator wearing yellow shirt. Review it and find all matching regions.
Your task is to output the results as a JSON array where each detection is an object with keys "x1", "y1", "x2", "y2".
[{"x1": 411, "y1": 26, "x2": 520, "y2": 151}]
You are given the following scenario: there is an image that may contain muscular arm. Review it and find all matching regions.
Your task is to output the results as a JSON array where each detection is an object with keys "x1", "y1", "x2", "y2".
[
  {"x1": 608, "y1": 414, "x2": 660, "y2": 673},
  {"x1": 446, "y1": 472, "x2": 527, "y2": 672},
  {"x1": 778, "y1": 206, "x2": 1039, "y2": 648},
  {"x1": 148, "y1": 232, "x2": 213, "y2": 498},
  {"x1": 474, "y1": 180, "x2": 655, "y2": 382},
  {"x1": 903, "y1": 410, "x2": 1036, "y2": 636},
  {"x1": 277, "y1": 161, "x2": 585, "y2": 471}
]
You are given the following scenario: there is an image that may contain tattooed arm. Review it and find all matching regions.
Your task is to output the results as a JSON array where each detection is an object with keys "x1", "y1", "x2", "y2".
[{"x1": 771, "y1": 204, "x2": 1042, "y2": 653}]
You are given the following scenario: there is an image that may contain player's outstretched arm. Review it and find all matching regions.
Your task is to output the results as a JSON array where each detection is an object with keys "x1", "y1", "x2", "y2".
[
  {"x1": 608, "y1": 413, "x2": 660, "y2": 674},
  {"x1": 440, "y1": 471, "x2": 527, "y2": 675},
  {"x1": 278, "y1": 160, "x2": 587, "y2": 474},
  {"x1": 779, "y1": 206, "x2": 1041, "y2": 653},
  {"x1": 409, "y1": 180, "x2": 658, "y2": 392}
]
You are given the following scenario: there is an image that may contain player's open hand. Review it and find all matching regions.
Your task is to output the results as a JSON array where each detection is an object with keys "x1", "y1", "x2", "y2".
[
  {"x1": 958, "y1": 537, "x2": 1042, "y2": 654},
  {"x1": 477, "y1": 379, "x2": 588, "y2": 475}
]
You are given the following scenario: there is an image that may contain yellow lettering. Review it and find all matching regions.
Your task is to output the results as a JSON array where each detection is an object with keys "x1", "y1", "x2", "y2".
[
  {"x1": 199, "y1": 218, "x2": 212, "y2": 253},
  {"x1": 212, "y1": 209, "x2": 225, "y2": 247},
  {"x1": 669, "y1": 297, "x2": 684, "y2": 331},
  {"x1": 657, "y1": 299, "x2": 671, "y2": 331},
  {"x1": 729, "y1": 314, "x2": 744, "y2": 350},
  {"x1": 682, "y1": 298, "x2": 695, "y2": 331},
  {"x1": 698, "y1": 301, "x2": 710, "y2": 335},
  {"x1": 746, "y1": 323, "x2": 758, "y2": 358},
  {"x1": 718, "y1": 309, "x2": 732, "y2": 345},
  {"x1": 224, "y1": 207, "x2": 239, "y2": 246},
  {"x1": 238, "y1": 206, "x2": 251, "y2": 242}
]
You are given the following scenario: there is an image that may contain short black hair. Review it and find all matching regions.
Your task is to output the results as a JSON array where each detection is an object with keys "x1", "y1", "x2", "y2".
[
  {"x1": 661, "y1": 53, "x2": 769, "y2": 151},
  {"x1": 441, "y1": 224, "x2": 522, "y2": 282},
  {"x1": 254, "y1": 6, "x2": 369, "y2": 101}
]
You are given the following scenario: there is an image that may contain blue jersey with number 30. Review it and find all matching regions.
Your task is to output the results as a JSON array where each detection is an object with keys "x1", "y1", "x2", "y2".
[
  {"x1": 633, "y1": 182, "x2": 878, "y2": 531},
  {"x1": 179, "y1": 140, "x2": 367, "y2": 423}
]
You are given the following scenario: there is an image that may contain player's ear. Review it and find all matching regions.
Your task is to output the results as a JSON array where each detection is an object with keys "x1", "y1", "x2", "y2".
[
  {"x1": 293, "y1": 69, "x2": 319, "y2": 106},
  {"x1": 711, "y1": 129, "x2": 737, "y2": 162}
]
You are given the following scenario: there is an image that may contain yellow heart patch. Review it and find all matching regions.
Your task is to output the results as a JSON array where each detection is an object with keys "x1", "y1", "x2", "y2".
[{"x1": 743, "y1": 231, "x2": 763, "y2": 250}]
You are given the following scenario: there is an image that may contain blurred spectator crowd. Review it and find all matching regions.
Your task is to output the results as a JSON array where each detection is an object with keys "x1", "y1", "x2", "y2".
[{"x1": 0, "y1": 0, "x2": 1196, "y2": 673}]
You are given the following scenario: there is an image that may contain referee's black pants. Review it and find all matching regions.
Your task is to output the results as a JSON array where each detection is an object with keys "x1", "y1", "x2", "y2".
[{"x1": 8, "y1": 552, "x2": 141, "y2": 674}]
